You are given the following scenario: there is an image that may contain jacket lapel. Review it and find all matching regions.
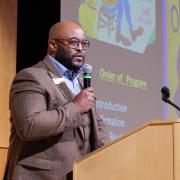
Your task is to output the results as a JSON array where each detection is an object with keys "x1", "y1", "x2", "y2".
[
  {"x1": 42, "y1": 56, "x2": 75, "y2": 101},
  {"x1": 76, "y1": 78, "x2": 85, "y2": 139},
  {"x1": 41, "y1": 56, "x2": 85, "y2": 139}
]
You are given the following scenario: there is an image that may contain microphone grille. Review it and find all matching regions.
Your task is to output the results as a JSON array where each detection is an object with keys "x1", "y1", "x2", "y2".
[
  {"x1": 82, "y1": 64, "x2": 92, "y2": 73},
  {"x1": 161, "y1": 86, "x2": 170, "y2": 99}
]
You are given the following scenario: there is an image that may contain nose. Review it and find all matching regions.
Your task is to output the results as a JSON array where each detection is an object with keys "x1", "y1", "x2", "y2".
[{"x1": 76, "y1": 42, "x2": 84, "y2": 51}]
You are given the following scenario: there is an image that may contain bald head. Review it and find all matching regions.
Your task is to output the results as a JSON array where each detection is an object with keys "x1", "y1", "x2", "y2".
[{"x1": 48, "y1": 21, "x2": 85, "y2": 41}]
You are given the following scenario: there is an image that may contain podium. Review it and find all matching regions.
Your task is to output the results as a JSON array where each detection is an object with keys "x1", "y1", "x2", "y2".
[
  {"x1": 73, "y1": 120, "x2": 180, "y2": 180},
  {"x1": 0, "y1": 147, "x2": 8, "y2": 179}
]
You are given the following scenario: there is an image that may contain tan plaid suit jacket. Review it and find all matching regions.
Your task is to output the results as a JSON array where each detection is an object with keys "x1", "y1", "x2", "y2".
[{"x1": 4, "y1": 56, "x2": 108, "y2": 180}]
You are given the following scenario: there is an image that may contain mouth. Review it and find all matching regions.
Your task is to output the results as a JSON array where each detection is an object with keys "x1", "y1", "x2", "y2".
[{"x1": 73, "y1": 55, "x2": 84, "y2": 63}]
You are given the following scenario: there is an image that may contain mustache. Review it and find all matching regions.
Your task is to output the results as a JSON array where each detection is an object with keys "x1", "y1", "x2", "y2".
[{"x1": 73, "y1": 53, "x2": 85, "y2": 58}]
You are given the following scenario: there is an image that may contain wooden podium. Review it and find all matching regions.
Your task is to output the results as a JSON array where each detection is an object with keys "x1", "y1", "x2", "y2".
[{"x1": 73, "y1": 120, "x2": 180, "y2": 180}]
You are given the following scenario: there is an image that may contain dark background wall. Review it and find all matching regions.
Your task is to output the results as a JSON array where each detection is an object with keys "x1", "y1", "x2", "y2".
[{"x1": 17, "y1": 0, "x2": 61, "y2": 72}]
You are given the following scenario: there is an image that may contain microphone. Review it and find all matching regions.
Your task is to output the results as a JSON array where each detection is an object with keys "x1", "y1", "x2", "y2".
[
  {"x1": 82, "y1": 64, "x2": 92, "y2": 89},
  {"x1": 161, "y1": 86, "x2": 180, "y2": 111},
  {"x1": 161, "y1": 86, "x2": 170, "y2": 100}
]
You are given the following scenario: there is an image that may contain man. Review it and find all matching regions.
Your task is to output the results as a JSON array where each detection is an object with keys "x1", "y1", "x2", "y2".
[{"x1": 4, "y1": 21, "x2": 108, "y2": 180}]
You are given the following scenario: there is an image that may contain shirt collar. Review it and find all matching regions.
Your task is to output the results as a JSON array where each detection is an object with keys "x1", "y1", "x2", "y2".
[{"x1": 48, "y1": 55, "x2": 82, "y2": 80}]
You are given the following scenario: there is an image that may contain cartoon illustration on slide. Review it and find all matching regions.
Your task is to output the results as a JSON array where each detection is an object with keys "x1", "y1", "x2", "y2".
[
  {"x1": 79, "y1": 0, "x2": 155, "y2": 53},
  {"x1": 174, "y1": 47, "x2": 180, "y2": 117},
  {"x1": 98, "y1": 0, "x2": 143, "y2": 46}
]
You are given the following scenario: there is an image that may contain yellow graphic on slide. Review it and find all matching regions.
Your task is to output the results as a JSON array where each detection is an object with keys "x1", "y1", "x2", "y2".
[
  {"x1": 79, "y1": 0, "x2": 156, "y2": 54},
  {"x1": 167, "y1": 0, "x2": 180, "y2": 118},
  {"x1": 79, "y1": 0, "x2": 97, "y2": 39}
]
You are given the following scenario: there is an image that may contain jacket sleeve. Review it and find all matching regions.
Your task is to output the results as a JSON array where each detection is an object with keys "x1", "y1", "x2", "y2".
[
  {"x1": 96, "y1": 113, "x2": 110, "y2": 146},
  {"x1": 10, "y1": 69, "x2": 83, "y2": 142},
  {"x1": 90, "y1": 106, "x2": 109, "y2": 148}
]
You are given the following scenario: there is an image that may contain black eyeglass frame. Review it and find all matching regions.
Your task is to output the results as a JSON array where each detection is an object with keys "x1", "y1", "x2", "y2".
[{"x1": 53, "y1": 37, "x2": 90, "y2": 50}]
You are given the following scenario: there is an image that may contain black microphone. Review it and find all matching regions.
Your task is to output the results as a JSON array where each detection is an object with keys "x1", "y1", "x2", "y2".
[
  {"x1": 161, "y1": 86, "x2": 170, "y2": 100},
  {"x1": 161, "y1": 86, "x2": 180, "y2": 111},
  {"x1": 82, "y1": 64, "x2": 92, "y2": 89}
]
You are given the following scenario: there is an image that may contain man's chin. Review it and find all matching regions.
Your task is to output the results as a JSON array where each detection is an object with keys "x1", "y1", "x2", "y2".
[
  {"x1": 73, "y1": 61, "x2": 84, "y2": 69},
  {"x1": 71, "y1": 63, "x2": 83, "y2": 72}
]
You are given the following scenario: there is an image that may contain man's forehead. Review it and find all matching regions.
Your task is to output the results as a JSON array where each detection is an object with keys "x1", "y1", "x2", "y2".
[{"x1": 59, "y1": 27, "x2": 85, "y2": 39}]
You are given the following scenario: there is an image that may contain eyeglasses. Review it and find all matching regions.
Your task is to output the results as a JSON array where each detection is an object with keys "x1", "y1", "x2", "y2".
[{"x1": 54, "y1": 38, "x2": 90, "y2": 50}]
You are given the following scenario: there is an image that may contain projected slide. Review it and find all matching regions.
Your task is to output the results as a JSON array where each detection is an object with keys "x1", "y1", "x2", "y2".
[
  {"x1": 166, "y1": 0, "x2": 180, "y2": 118},
  {"x1": 79, "y1": 0, "x2": 156, "y2": 53},
  {"x1": 174, "y1": 47, "x2": 180, "y2": 117},
  {"x1": 61, "y1": 0, "x2": 163, "y2": 141}
]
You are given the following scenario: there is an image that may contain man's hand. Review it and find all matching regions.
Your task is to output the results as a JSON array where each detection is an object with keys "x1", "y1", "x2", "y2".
[{"x1": 73, "y1": 87, "x2": 96, "y2": 113}]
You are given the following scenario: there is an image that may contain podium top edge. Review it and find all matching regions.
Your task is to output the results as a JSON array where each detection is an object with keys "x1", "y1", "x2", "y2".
[{"x1": 149, "y1": 119, "x2": 180, "y2": 125}]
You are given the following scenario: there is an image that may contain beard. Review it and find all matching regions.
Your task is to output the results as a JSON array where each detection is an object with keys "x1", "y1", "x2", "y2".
[{"x1": 54, "y1": 46, "x2": 85, "y2": 73}]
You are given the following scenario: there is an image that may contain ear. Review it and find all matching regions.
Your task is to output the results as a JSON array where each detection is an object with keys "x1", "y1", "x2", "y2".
[{"x1": 48, "y1": 40, "x2": 57, "y2": 53}]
